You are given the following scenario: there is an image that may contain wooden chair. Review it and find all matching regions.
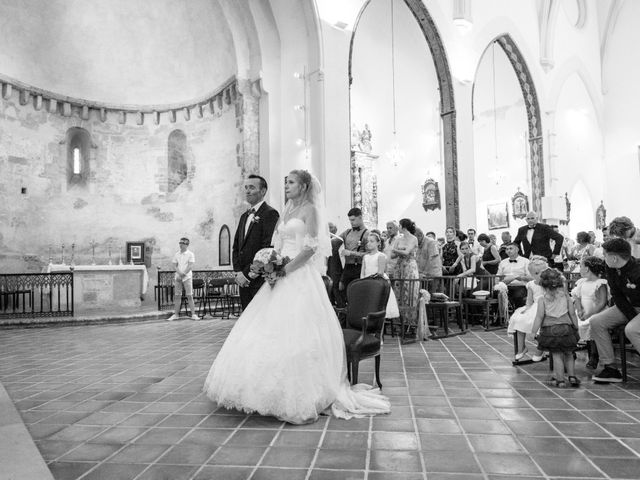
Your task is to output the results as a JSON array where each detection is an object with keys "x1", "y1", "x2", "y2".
[
  {"x1": 423, "y1": 276, "x2": 466, "y2": 338},
  {"x1": 341, "y1": 276, "x2": 390, "y2": 388},
  {"x1": 461, "y1": 275, "x2": 506, "y2": 331},
  {"x1": 200, "y1": 278, "x2": 229, "y2": 318},
  {"x1": 224, "y1": 278, "x2": 242, "y2": 316}
]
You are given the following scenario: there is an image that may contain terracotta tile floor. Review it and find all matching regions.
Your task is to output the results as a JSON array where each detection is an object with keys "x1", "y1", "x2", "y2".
[{"x1": 1, "y1": 319, "x2": 640, "y2": 479}]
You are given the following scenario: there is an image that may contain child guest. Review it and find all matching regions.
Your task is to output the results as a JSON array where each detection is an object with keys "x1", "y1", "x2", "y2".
[
  {"x1": 361, "y1": 231, "x2": 400, "y2": 320},
  {"x1": 507, "y1": 256, "x2": 549, "y2": 362},
  {"x1": 571, "y1": 256, "x2": 608, "y2": 369},
  {"x1": 532, "y1": 269, "x2": 580, "y2": 388}
]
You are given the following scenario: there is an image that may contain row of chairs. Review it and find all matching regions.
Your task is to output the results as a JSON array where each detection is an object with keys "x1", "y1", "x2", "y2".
[
  {"x1": 178, "y1": 278, "x2": 241, "y2": 319},
  {"x1": 386, "y1": 275, "x2": 510, "y2": 344}
]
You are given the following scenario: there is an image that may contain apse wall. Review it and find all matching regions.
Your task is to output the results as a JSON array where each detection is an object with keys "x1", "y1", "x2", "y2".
[
  {"x1": 0, "y1": 88, "x2": 243, "y2": 273},
  {"x1": 0, "y1": 0, "x2": 236, "y2": 105},
  {"x1": 472, "y1": 43, "x2": 529, "y2": 238},
  {"x1": 350, "y1": 0, "x2": 443, "y2": 232},
  {"x1": 601, "y1": 0, "x2": 640, "y2": 223}
]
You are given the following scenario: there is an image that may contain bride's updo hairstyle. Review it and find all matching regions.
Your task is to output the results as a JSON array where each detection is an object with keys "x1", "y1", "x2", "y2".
[
  {"x1": 289, "y1": 169, "x2": 313, "y2": 199},
  {"x1": 399, "y1": 218, "x2": 416, "y2": 235}
]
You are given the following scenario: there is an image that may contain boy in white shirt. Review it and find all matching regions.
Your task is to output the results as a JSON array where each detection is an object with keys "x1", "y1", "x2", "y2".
[{"x1": 167, "y1": 237, "x2": 198, "y2": 321}]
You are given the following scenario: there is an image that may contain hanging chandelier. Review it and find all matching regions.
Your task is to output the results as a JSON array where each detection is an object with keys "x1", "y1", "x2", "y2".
[{"x1": 385, "y1": 0, "x2": 404, "y2": 167}]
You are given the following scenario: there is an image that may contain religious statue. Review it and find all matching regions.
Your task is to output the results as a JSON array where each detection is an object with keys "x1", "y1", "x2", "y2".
[{"x1": 350, "y1": 123, "x2": 373, "y2": 153}]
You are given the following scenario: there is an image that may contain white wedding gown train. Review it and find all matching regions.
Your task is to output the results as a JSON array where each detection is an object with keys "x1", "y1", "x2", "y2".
[{"x1": 203, "y1": 218, "x2": 390, "y2": 424}]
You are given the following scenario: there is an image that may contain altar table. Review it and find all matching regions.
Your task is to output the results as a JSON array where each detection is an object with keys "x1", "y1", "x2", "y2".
[{"x1": 46, "y1": 264, "x2": 149, "y2": 312}]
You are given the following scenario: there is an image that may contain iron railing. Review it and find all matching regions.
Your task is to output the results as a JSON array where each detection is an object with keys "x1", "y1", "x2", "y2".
[{"x1": 0, "y1": 272, "x2": 74, "y2": 319}]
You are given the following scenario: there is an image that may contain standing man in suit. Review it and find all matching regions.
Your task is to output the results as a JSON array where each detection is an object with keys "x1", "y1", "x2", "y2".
[
  {"x1": 513, "y1": 211, "x2": 563, "y2": 265},
  {"x1": 232, "y1": 174, "x2": 280, "y2": 310},
  {"x1": 327, "y1": 222, "x2": 345, "y2": 307}
]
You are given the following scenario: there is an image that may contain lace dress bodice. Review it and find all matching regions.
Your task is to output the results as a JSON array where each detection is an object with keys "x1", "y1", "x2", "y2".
[{"x1": 275, "y1": 218, "x2": 316, "y2": 259}]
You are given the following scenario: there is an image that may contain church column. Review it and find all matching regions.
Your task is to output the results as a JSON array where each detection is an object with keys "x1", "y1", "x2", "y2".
[{"x1": 237, "y1": 78, "x2": 261, "y2": 176}]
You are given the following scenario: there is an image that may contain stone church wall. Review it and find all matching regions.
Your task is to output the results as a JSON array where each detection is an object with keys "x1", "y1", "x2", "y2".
[{"x1": 0, "y1": 90, "x2": 244, "y2": 273}]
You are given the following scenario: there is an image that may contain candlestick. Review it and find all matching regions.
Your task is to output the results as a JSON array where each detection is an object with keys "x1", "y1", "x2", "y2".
[
  {"x1": 108, "y1": 241, "x2": 112, "y2": 265},
  {"x1": 118, "y1": 245, "x2": 123, "y2": 265},
  {"x1": 48, "y1": 245, "x2": 52, "y2": 265},
  {"x1": 70, "y1": 243, "x2": 76, "y2": 266},
  {"x1": 61, "y1": 243, "x2": 65, "y2": 265}
]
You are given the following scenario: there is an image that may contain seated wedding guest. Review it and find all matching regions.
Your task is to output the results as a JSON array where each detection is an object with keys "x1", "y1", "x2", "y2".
[
  {"x1": 456, "y1": 229, "x2": 468, "y2": 243},
  {"x1": 426, "y1": 231, "x2": 437, "y2": 240},
  {"x1": 450, "y1": 241, "x2": 481, "y2": 291},
  {"x1": 608, "y1": 216, "x2": 639, "y2": 257},
  {"x1": 568, "y1": 231, "x2": 595, "y2": 270},
  {"x1": 327, "y1": 222, "x2": 345, "y2": 307},
  {"x1": 588, "y1": 230, "x2": 599, "y2": 247},
  {"x1": 466, "y1": 228, "x2": 484, "y2": 256},
  {"x1": 497, "y1": 242, "x2": 532, "y2": 309},
  {"x1": 478, "y1": 233, "x2": 501, "y2": 275},
  {"x1": 489, "y1": 234, "x2": 497, "y2": 246},
  {"x1": 442, "y1": 227, "x2": 460, "y2": 275},
  {"x1": 416, "y1": 227, "x2": 442, "y2": 278},
  {"x1": 384, "y1": 220, "x2": 400, "y2": 276},
  {"x1": 591, "y1": 238, "x2": 640, "y2": 383},
  {"x1": 498, "y1": 231, "x2": 512, "y2": 259}
]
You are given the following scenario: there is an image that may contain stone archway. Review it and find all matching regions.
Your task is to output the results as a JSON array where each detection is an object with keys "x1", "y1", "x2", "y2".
[
  {"x1": 348, "y1": 0, "x2": 459, "y2": 227},
  {"x1": 495, "y1": 35, "x2": 545, "y2": 214}
]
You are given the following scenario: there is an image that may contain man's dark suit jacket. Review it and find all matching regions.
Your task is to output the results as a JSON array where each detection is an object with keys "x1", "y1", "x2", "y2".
[
  {"x1": 232, "y1": 202, "x2": 279, "y2": 308},
  {"x1": 513, "y1": 223, "x2": 564, "y2": 261}
]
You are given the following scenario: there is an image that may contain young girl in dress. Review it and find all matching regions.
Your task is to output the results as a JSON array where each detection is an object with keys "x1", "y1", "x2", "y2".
[
  {"x1": 532, "y1": 269, "x2": 580, "y2": 388},
  {"x1": 571, "y1": 256, "x2": 608, "y2": 369},
  {"x1": 507, "y1": 256, "x2": 549, "y2": 362},
  {"x1": 361, "y1": 231, "x2": 400, "y2": 320}
]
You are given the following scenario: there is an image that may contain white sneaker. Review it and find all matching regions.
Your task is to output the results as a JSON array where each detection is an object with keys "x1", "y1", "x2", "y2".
[
  {"x1": 167, "y1": 314, "x2": 179, "y2": 321},
  {"x1": 191, "y1": 314, "x2": 200, "y2": 321}
]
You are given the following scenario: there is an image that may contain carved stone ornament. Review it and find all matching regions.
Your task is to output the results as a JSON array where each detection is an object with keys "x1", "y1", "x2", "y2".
[
  {"x1": 560, "y1": 192, "x2": 571, "y2": 226},
  {"x1": 421, "y1": 178, "x2": 441, "y2": 212},
  {"x1": 596, "y1": 200, "x2": 607, "y2": 230},
  {"x1": 511, "y1": 188, "x2": 529, "y2": 219}
]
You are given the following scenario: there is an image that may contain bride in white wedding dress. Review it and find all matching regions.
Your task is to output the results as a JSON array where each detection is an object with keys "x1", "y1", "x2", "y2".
[{"x1": 203, "y1": 169, "x2": 390, "y2": 424}]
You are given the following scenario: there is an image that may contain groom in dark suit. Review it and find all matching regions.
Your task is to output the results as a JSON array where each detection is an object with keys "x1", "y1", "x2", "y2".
[
  {"x1": 513, "y1": 211, "x2": 564, "y2": 264},
  {"x1": 232, "y1": 174, "x2": 279, "y2": 310}
]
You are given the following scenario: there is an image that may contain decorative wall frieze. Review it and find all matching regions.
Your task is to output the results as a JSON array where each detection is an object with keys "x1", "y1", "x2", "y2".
[{"x1": 0, "y1": 73, "x2": 251, "y2": 125}]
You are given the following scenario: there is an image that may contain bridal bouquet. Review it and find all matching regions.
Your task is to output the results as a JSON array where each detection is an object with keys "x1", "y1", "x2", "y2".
[{"x1": 251, "y1": 248, "x2": 290, "y2": 287}]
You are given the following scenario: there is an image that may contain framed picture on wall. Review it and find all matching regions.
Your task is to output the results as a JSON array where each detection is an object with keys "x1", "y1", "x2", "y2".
[
  {"x1": 511, "y1": 189, "x2": 529, "y2": 219},
  {"x1": 421, "y1": 178, "x2": 441, "y2": 211},
  {"x1": 126, "y1": 242, "x2": 145, "y2": 265},
  {"x1": 487, "y1": 203, "x2": 509, "y2": 230}
]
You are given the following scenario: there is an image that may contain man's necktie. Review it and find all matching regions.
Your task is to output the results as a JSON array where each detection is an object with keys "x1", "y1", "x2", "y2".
[
  {"x1": 352, "y1": 227, "x2": 361, "y2": 231},
  {"x1": 509, "y1": 259, "x2": 518, "y2": 263}
]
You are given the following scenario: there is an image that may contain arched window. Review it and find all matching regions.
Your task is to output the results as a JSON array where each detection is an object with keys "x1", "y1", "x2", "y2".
[
  {"x1": 219, "y1": 225, "x2": 231, "y2": 266},
  {"x1": 66, "y1": 127, "x2": 91, "y2": 186},
  {"x1": 168, "y1": 130, "x2": 188, "y2": 193}
]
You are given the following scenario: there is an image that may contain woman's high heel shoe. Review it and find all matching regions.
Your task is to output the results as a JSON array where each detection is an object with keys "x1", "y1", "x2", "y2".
[{"x1": 515, "y1": 348, "x2": 529, "y2": 361}]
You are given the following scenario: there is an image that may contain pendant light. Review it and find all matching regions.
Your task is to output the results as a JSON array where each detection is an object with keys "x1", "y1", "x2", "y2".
[{"x1": 386, "y1": 0, "x2": 404, "y2": 167}]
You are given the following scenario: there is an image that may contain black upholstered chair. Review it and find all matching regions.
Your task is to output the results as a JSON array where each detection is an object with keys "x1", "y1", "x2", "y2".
[{"x1": 341, "y1": 276, "x2": 390, "y2": 389}]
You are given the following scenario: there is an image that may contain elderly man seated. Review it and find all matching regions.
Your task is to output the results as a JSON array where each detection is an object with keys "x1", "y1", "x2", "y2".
[{"x1": 497, "y1": 242, "x2": 532, "y2": 310}]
